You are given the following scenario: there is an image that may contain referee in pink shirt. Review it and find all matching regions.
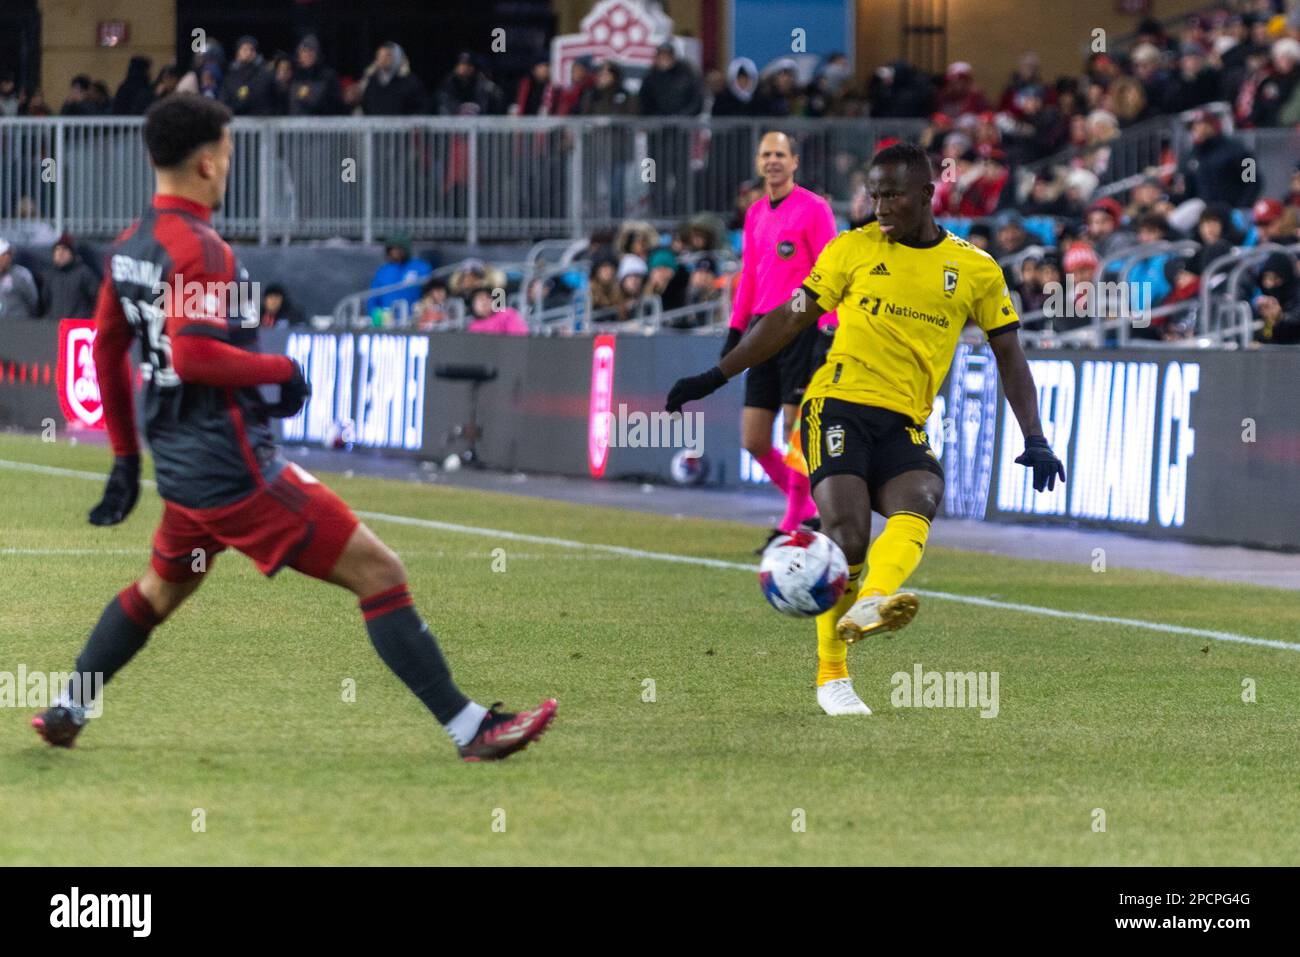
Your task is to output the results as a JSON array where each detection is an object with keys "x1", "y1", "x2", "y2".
[{"x1": 723, "y1": 130, "x2": 838, "y2": 538}]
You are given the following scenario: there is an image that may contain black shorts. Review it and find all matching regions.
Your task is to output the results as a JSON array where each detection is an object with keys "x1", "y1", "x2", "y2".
[
  {"x1": 800, "y1": 397, "x2": 945, "y2": 497},
  {"x1": 743, "y1": 323, "x2": 833, "y2": 411}
]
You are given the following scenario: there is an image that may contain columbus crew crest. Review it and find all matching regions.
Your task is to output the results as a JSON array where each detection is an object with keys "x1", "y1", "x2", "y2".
[
  {"x1": 943, "y1": 261, "x2": 960, "y2": 298},
  {"x1": 825, "y1": 425, "x2": 845, "y2": 457}
]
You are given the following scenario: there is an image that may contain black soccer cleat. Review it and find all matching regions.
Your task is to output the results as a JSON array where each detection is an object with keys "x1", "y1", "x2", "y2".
[
  {"x1": 754, "y1": 528, "x2": 785, "y2": 556},
  {"x1": 32, "y1": 706, "x2": 87, "y2": 748},
  {"x1": 458, "y1": 699, "x2": 558, "y2": 762}
]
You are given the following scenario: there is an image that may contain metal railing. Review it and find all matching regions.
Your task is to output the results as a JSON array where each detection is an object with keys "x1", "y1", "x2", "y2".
[{"x1": 0, "y1": 115, "x2": 926, "y2": 244}]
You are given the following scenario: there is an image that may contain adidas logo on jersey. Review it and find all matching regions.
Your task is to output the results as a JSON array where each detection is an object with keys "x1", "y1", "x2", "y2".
[{"x1": 870, "y1": 262, "x2": 890, "y2": 276}]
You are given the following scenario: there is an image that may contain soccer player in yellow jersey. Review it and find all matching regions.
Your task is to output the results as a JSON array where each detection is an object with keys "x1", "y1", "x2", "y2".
[{"x1": 667, "y1": 143, "x2": 1065, "y2": 716}]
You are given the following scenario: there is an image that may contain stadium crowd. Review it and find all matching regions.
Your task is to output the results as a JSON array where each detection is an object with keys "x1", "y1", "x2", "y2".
[
  {"x1": 0, "y1": 0, "x2": 1291, "y2": 130},
  {"x1": 2, "y1": 0, "x2": 1298, "y2": 343}
]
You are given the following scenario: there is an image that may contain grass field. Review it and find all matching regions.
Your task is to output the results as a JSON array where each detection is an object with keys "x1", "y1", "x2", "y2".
[{"x1": 2, "y1": 431, "x2": 1299, "y2": 866}]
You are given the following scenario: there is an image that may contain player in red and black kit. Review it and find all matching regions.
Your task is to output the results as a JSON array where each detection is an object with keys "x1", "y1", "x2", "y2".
[{"x1": 32, "y1": 94, "x2": 556, "y2": 761}]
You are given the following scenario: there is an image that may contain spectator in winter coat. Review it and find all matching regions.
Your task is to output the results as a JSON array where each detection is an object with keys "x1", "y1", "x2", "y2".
[
  {"x1": 360, "y1": 42, "x2": 426, "y2": 115},
  {"x1": 436, "y1": 52, "x2": 506, "y2": 116},
  {"x1": 113, "y1": 57, "x2": 155, "y2": 115},
  {"x1": 259, "y1": 283, "x2": 306, "y2": 328},
  {"x1": 465, "y1": 286, "x2": 529, "y2": 336},
  {"x1": 1253, "y1": 251, "x2": 1300, "y2": 344},
  {"x1": 221, "y1": 37, "x2": 275, "y2": 116},
  {"x1": 582, "y1": 61, "x2": 636, "y2": 115},
  {"x1": 1173, "y1": 110, "x2": 1260, "y2": 208},
  {"x1": 712, "y1": 58, "x2": 759, "y2": 116},
  {"x1": 0, "y1": 239, "x2": 39, "y2": 320},
  {"x1": 41, "y1": 233, "x2": 99, "y2": 319},
  {"x1": 288, "y1": 35, "x2": 343, "y2": 116},
  {"x1": 638, "y1": 42, "x2": 703, "y2": 116}
]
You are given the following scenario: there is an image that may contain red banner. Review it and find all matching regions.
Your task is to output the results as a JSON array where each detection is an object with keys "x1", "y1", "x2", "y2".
[{"x1": 56, "y1": 318, "x2": 105, "y2": 429}]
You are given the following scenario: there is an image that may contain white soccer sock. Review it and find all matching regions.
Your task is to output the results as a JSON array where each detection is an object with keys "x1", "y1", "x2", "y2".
[{"x1": 445, "y1": 701, "x2": 489, "y2": 747}]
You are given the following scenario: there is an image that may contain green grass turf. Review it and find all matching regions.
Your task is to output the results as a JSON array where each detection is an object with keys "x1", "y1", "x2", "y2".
[{"x1": 1, "y1": 432, "x2": 1298, "y2": 865}]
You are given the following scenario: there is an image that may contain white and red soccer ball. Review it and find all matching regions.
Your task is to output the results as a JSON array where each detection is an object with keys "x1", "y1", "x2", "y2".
[{"x1": 758, "y1": 529, "x2": 848, "y2": 617}]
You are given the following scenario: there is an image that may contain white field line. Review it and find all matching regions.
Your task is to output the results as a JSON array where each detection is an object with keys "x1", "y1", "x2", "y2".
[{"x1": 2, "y1": 456, "x2": 1296, "y2": 654}]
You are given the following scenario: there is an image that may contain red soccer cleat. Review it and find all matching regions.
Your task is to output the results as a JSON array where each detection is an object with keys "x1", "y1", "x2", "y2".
[
  {"x1": 32, "y1": 706, "x2": 86, "y2": 748},
  {"x1": 458, "y1": 699, "x2": 558, "y2": 762}
]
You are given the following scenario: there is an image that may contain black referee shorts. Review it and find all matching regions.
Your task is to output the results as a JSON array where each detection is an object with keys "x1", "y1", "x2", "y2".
[
  {"x1": 743, "y1": 323, "x2": 834, "y2": 411},
  {"x1": 800, "y1": 397, "x2": 945, "y2": 497}
]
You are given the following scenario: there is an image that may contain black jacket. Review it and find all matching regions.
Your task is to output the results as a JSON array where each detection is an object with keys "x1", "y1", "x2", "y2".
[
  {"x1": 221, "y1": 59, "x2": 275, "y2": 116},
  {"x1": 1178, "y1": 133, "x2": 1260, "y2": 207},
  {"x1": 288, "y1": 62, "x2": 343, "y2": 116},
  {"x1": 41, "y1": 259, "x2": 100, "y2": 320},
  {"x1": 638, "y1": 61, "x2": 703, "y2": 116},
  {"x1": 361, "y1": 71, "x2": 426, "y2": 115}
]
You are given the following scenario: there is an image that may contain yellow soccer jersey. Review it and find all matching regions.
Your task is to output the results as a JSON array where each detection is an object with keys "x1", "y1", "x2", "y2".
[{"x1": 802, "y1": 223, "x2": 1020, "y2": 423}]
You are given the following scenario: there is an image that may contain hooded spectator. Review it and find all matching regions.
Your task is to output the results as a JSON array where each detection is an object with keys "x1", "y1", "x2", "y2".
[
  {"x1": 437, "y1": 52, "x2": 505, "y2": 115},
  {"x1": 0, "y1": 239, "x2": 39, "y2": 320},
  {"x1": 1252, "y1": 251, "x2": 1300, "y2": 344},
  {"x1": 639, "y1": 42, "x2": 703, "y2": 116},
  {"x1": 259, "y1": 283, "x2": 305, "y2": 328},
  {"x1": 221, "y1": 36, "x2": 275, "y2": 116},
  {"x1": 289, "y1": 35, "x2": 343, "y2": 115},
  {"x1": 713, "y1": 57, "x2": 759, "y2": 116},
  {"x1": 41, "y1": 233, "x2": 99, "y2": 319},
  {"x1": 588, "y1": 253, "x2": 621, "y2": 316},
  {"x1": 753, "y1": 59, "x2": 802, "y2": 116},
  {"x1": 113, "y1": 57, "x2": 155, "y2": 115},
  {"x1": 368, "y1": 234, "x2": 433, "y2": 318},
  {"x1": 360, "y1": 42, "x2": 426, "y2": 115}
]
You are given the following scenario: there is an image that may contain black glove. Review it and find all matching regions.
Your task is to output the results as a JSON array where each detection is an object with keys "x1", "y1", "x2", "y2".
[
  {"x1": 88, "y1": 454, "x2": 140, "y2": 526},
  {"x1": 265, "y1": 360, "x2": 311, "y2": 418},
  {"x1": 666, "y1": 366, "x2": 727, "y2": 413},
  {"x1": 719, "y1": 327, "x2": 742, "y2": 360},
  {"x1": 1014, "y1": 435, "x2": 1066, "y2": 492}
]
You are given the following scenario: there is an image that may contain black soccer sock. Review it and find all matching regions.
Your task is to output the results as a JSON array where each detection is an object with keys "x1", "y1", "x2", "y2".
[
  {"x1": 360, "y1": 584, "x2": 469, "y2": 724},
  {"x1": 69, "y1": 582, "x2": 162, "y2": 707}
]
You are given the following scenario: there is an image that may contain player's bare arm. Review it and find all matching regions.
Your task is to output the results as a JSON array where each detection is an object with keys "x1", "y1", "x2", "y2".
[
  {"x1": 665, "y1": 290, "x2": 824, "y2": 412},
  {"x1": 988, "y1": 330, "x2": 1066, "y2": 491}
]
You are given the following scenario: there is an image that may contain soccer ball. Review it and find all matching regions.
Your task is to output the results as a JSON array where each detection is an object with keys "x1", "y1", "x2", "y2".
[{"x1": 758, "y1": 529, "x2": 849, "y2": 617}]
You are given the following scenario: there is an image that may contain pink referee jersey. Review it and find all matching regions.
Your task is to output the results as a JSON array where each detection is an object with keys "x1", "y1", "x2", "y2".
[{"x1": 730, "y1": 183, "x2": 838, "y2": 332}]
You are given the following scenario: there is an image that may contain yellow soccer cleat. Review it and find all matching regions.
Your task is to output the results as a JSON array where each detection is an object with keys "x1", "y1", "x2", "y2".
[{"x1": 835, "y1": 592, "x2": 920, "y2": 644}]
